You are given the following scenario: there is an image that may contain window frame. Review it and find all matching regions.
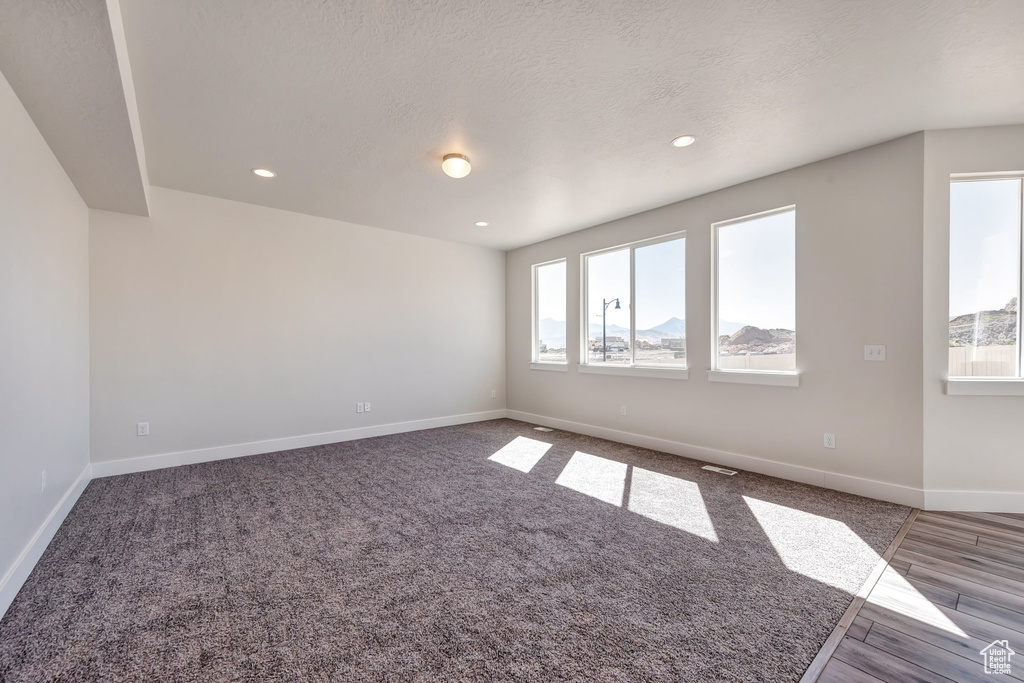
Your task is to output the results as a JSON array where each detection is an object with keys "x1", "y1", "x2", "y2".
[
  {"x1": 578, "y1": 230, "x2": 688, "y2": 379},
  {"x1": 709, "y1": 205, "x2": 799, "y2": 387},
  {"x1": 531, "y1": 257, "x2": 568, "y2": 367},
  {"x1": 946, "y1": 172, "x2": 1024, "y2": 394}
]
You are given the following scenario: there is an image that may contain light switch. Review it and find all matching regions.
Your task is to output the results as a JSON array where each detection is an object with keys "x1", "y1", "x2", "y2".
[{"x1": 864, "y1": 345, "x2": 886, "y2": 361}]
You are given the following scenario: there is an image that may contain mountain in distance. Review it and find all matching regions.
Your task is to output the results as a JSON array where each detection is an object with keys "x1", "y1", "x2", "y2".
[
  {"x1": 719, "y1": 325, "x2": 796, "y2": 356},
  {"x1": 588, "y1": 322, "x2": 632, "y2": 338},
  {"x1": 649, "y1": 317, "x2": 686, "y2": 337},
  {"x1": 538, "y1": 316, "x2": 752, "y2": 348},
  {"x1": 948, "y1": 297, "x2": 1018, "y2": 347},
  {"x1": 538, "y1": 317, "x2": 567, "y2": 343},
  {"x1": 718, "y1": 319, "x2": 747, "y2": 336}
]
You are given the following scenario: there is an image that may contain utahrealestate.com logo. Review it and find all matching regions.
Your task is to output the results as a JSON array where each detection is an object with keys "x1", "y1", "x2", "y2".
[{"x1": 981, "y1": 640, "x2": 1015, "y2": 675}]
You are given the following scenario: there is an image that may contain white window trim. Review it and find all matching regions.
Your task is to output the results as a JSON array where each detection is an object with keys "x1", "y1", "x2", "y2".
[
  {"x1": 579, "y1": 231, "x2": 688, "y2": 377},
  {"x1": 531, "y1": 257, "x2": 567, "y2": 366},
  {"x1": 710, "y1": 205, "x2": 799, "y2": 384},
  {"x1": 948, "y1": 174, "x2": 1024, "y2": 382},
  {"x1": 945, "y1": 379, "x2": 1024, "y2": 396},
  {"x1": 530, "y1": 362, "x2": 569, "y2": 372},
  {"x1": 578, "y1": 364, "x2": 689, "y2": 380},
  {"x1": 707, "y1": 369, "x2": 799, "y2": 387}
]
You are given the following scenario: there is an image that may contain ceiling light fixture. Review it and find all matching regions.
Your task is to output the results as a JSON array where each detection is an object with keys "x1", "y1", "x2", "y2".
[
  {"x1": 441, "y1": 153, "x2": 471, "y2": 179},
  {"x1": 252, "y1": 168, "x2": 277, "y2": 178},
  {"x1": 474, "y1": 221, "x2": 489, "y2": 227},
  {"x1": 671, "y1": 135, "x2": 697, "y2": 148}
]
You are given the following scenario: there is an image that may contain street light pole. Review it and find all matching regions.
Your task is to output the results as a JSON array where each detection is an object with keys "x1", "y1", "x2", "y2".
[{"x1": 602, "y1": 298, "x2": 621, "y2": 362}]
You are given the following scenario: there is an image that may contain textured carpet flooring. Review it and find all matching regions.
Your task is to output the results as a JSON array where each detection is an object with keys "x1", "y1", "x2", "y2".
[{"x1": 0, "y1": 419, "x2": 910, "y2": 682}]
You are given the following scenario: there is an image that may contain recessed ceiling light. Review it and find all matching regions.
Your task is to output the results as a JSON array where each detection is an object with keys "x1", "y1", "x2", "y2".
[
  {"x1": 671, "y1": 135, "x2": 697, "y2": 148},
  {"x1": 474, "y1": 221, "x2": 489, "y2": 227},
  {"x1": 252, "y1": 168, "x2": 276, "y2": 178},
  {"x1": 441, "y1": 154, "x2": 471, "y2": 179}
]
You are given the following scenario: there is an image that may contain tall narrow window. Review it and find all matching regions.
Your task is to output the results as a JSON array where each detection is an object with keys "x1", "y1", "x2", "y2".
[
  {"x1": 533, "y1": 259, "x2": 567, "y2": 363},
  {"x1": 949, "y1": 177, "x2": 1023, "y2": 378},
  {"x1": 714, "y1": 207, "x2": 796, "y2": 374},
  {"x1": 582, "y1": 233, "x2": 686, "y2": 368}
]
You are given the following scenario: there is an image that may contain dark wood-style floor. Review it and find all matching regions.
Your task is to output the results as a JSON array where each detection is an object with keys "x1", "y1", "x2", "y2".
[{"x1": 810, "y1": 510, "x2": 1024, "y2": 682}]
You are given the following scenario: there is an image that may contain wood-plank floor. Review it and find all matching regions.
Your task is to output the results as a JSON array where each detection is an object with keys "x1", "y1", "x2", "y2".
[{"x1": 812, "y1": 511, "x2": 1024, "y2": 683}]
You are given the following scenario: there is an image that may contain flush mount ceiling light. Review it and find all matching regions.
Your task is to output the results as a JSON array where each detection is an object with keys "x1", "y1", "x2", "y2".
[
  {"x1": 441, "y1": 153, "x2": 471, "y2": 179},
  {"x1": 252, "y1": 168, "x2": 277, "y2": 178},
  {"x1": 474, "y1": 221, "x2": 489, "y2": 227},
  {"x1": 671, "y1": 135, "x2": 697, "y2": 148}
]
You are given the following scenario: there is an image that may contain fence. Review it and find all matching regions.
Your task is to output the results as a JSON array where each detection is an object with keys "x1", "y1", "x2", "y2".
[
  {"x1": 948, "y1": 345, "x2": 1017, "y2": 377},
  {"x1": 717, "y1": 354, "x2": 796, "y2": 371}
]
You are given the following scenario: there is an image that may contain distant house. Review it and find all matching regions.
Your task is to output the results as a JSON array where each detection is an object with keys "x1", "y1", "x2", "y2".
[
  {"x1": 590, "y1": 336, "x2": 629, "y2": 352},
  {"x1": 661, "y1": 338, "x2": 685, "y2": 350}
]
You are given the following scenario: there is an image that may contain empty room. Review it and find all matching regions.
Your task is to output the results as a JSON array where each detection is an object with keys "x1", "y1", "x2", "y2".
[{"x1": 2, "y1": 1, "x2": 1024, "y2": 681}]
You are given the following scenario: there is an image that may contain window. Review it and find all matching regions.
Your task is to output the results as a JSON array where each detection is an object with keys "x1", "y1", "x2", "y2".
[
  {"x1": 713, "y1": 207, "x2": 796, "y2": 376},
  {"x1": 582, "y1": 233, "x2": 686, "y2": 369},
  {"x1": 533, "y1": 259, "x2": 567, "y2": 363},
  {"x1": 948, "y1": 177, "x2": 1022, "y2": 379}
]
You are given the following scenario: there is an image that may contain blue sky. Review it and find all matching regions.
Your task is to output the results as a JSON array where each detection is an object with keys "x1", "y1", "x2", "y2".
[
  {"x1": 541, "y1": 213, "x2": 799, "y2": 334},
  {"x1": 584, "y1": 237, "x2": 687, "y2": 331},
  {"x1": 717, "y1": 210, "x2": 795, "y2": 330},
  {"x1": 950, "y1": 178, "x2": 1022, "y2": 317},
  {"x1": 537, "y1": 260, "x2": 566, "y2": 321},
  {"x1": 540, "y1": 181, "x2": 1024, "y2": 337}
]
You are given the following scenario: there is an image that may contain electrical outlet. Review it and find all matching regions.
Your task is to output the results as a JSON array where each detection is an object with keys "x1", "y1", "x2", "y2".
[
  {"x1": 137, "y1": 422, "x2": 149, "y2": 436},
  {"x1": 41, "y1": 470, "x2": 46, "y2": 493},
  {"x1": 824, "y1": 433, "x2": 836, "y2": 449},
  {"x1": 620, "y1": 405, "x2": 627, "y2": 416},
  {"x1": 364, "y1": 401, "x2": 371, "y2": 412},
  {"x1": 491, "y1": 390, "x2": 497, "y2": 399},
  {"x1": 356, "y1": 402, "x2": 364, "y2": 413}
]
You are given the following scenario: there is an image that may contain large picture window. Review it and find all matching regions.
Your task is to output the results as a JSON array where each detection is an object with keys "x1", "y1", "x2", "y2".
[
  {"x1": 948, "y1": 177, "x2": 1023, "y2": 378},
  {"x1": 713, "y1": 207, "x2": 796, "y2": 375},
  {"x1": 582, "y1": 233, "x2": 686, "y2": 368},
  {"x1": 532, "y1": 259, "x2": 567, "y2": 363}
]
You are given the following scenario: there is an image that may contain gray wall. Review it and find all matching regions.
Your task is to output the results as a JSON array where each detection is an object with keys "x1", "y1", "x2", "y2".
[
  {"x1": 89, "y1": 187, "x2": 506, "y2": 463},
  {"x1": 506, "y1": 134, "x2": 926, "y2": 493},
  {"x1": 0, "y1": 71, "x2": 90, "y2": 588}
]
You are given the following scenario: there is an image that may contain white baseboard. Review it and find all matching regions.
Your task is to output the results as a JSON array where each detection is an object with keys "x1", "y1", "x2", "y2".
[
  {"x1": 924, "y1": 490, "x2": 1024, "y2": 513},
  {"x1": 6, "y1": 408, "x2": 1014, "y2": 628},
  {"x1": 0, "y1": 462, "x2": 92, "y2": 620},
  {"x1": 506, "y1": 410, "x2": 926, "y2": 508},
  {"x1": 91, "y1": 410, "x2": 509, "y2": 478},
  {"x1": 823, "y1": 472, "x2": 925, "y2": 509}
]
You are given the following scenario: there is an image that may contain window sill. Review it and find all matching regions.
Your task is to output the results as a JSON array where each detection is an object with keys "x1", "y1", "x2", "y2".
[
  {"x1": 529, "y1": 362, "x2": 568, "y2": 372},
  {"x1": 707, "y1": 370, "x2": 800, "y2": 387},
  {"x1": 577, "y1": 364, "x2": 689, "y2": 380},
  {"x1": 946, "y1": 379, "x2": 1024, "y2": 396}
]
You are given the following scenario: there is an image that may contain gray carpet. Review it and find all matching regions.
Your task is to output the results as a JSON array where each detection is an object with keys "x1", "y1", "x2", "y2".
[{"x1": 0, "y1": 419, "x2": 910, "y2": 682}]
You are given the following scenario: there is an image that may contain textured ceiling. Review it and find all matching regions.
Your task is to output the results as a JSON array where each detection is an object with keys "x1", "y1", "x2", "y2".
[
  {"x1": 0, "y1": 0, "x2": 149, "y2": 216},
  {"x1": 26, "y1": 1, "x2": 1024, "y2": 248}
]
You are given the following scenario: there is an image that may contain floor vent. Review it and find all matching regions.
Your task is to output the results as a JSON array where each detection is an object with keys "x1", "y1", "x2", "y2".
[
  {"x1": 533, "y1": 426, "x2": 554, "y2": 432},
  {"x1": 702, "y1": 465, "x2": 738, "y2": 476}
]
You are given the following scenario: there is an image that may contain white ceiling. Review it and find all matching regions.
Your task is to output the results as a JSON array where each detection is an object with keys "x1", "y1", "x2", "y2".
[
  {"x1": 0, "y1": 0, "x2": 149, "y2": 215},
  {"x1": 8, "y1": 1, "x2": 1024, "y2": 249}
]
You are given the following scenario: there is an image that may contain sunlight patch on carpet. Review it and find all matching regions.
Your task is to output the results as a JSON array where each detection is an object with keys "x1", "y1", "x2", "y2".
[
  {"x1": 744, "y1": 495, "x2": 882, "y2": 592},
  {"x1": 555, "y1": 451, "x2": 627, "y2": 506},
  {"x1": 628, "y1": 468, "x2": 719, "y2": 542},
  {"x1": 487, "y1": 436, "x2": 552, "y2": 473}
]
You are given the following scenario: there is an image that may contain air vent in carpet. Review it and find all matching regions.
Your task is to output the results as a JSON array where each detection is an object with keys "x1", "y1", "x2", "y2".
[
  {"x1": 533, "y1": 427, "x2": 554, "y2": 432},
  {"x1": 702, "y1": 465, "x2": 737, "y2": 476}
]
